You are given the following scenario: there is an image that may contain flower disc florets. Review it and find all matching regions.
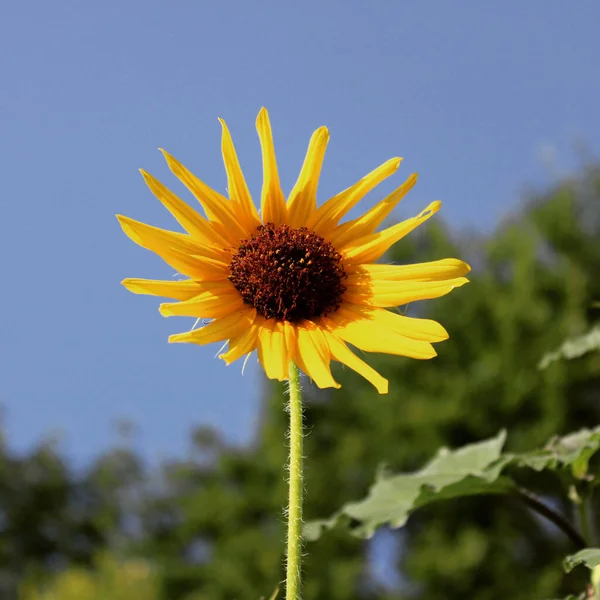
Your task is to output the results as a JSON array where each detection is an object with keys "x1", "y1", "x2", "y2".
[{"x1": 228, "y1": 223, "x2": 347, "y2": 322}]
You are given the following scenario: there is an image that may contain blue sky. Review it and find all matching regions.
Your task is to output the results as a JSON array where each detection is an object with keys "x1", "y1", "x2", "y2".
[{"x1": 1, "y1": 2, "x2": 599, "y2": 465}]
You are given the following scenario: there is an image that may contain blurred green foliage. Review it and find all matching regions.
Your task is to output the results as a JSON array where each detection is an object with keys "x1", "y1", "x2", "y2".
[
  {"x1": 20, "y1": 554, "x2": 159, "y2": 600},
  {"x1": 306, "y1": 426, "x2": 600, "y2": 543},
  {"x1": 1, "y1": 164, "x2": 599, "y2": 599}
]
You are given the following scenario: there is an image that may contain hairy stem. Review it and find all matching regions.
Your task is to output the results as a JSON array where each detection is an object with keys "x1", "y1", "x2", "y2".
[{"x1": 286, "y1": 361, "x2": 303, "y2": 600}]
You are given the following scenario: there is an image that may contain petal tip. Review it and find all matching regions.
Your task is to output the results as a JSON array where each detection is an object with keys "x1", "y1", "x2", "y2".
[
  {"x1": 256, "y1": 107, "x2": 269, "y2": 126},
  {"x1": 315, "y1": 125, "x2": 330, "y2": 140},
  {"x1": 168, "y1": 330, "x2": 197, "y2": 343},
  {"x1": 378, "y1": 379, "x2": 389, "y2": 394},
  {"x1": 115, "y1": 215, "x2": 141, "y2": 241},
  {"x1": 116, "y1": 214, "x2": 132, "y2": 230},
  {"x1": 121, "y1": 278, "x2": 138, "y2": 293},
  {"x1": 158, "y1": 303, "x2": 173, "y2": 317}
]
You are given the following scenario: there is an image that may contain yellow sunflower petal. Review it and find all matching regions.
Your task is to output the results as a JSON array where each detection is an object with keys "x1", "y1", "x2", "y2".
[
  {"x1": 218, "y1": 118, "x2": 261, "y2": 230},
  {"x1": 219, "y1": 317, "x2": 262, "y2": 365},
  {"x1": 355, "y1": 307, "x2": 449, "y2": 342},
  {"x1": 139, "y1": 170, "x2": 230, "y2": 247},
  {"x1": 286, "y1": 126, "x2": 330, "y2": 228},
  {"x1": 121, "y1": 278, "x2": 205, "y2": 300},
  {"x1": 308, "y1": 158, "x2": 402, "y2": 236},
  {"x1": 324, "y1": 305, "x2": 437, "y2": 359},
  {"x1": 142, "y1": 246, "x2": 224, "y2": 280},
  {"x1": 322, "y1": 329, "x2": 388, "y2": 394},
  {"x1": 348, "y1": 259, "x2": 471, "y2": 281},
  {"x1": 159, "y1": 149, "x2": 249, "y2": 242},
  {"x1": 344, "y1": 276, "x2": 469, "y2": 307},
  {"x1": 159, "y1": 281, "x2": 244, "y2": 318},
  {"x1": 169, "y1": 308, "x2": 256, "y2": 345},
  {"x1": 282, "y1": 320, "x2": 297, "y2": 360},
  {"x1": 117, "y1": 215, "x2": 230, "y2": 279},
  {"x1": 256, "y1": 108, "x2": 287, "y2": 225},
  {"x1": 329, "y1": 173, "x2": 418, "y2": 248},
  {"x1": 257, "y1": 319, "x2": 291, "y2": 381},
  {"x1": 117, "y1": 215, "x2": 228, "y2": 263},
  {"x1": 294, "y1": 323, "x2": 340, "y2": 389},
  {"x1": 342, "y1": 200, "x2": 441, "y2": 264},
  {"x1": 119, "y1": 110, "x2": 472, "y2": 390}
]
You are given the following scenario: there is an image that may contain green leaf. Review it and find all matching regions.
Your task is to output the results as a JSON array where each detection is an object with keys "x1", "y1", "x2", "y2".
[
  {"x1": 305, "y1": 431, "x2": 513, "y2": 540},
  {"x1": 539, "y1": 324, "x2": 600, "y2": 369},
  {"x1": 563, "y1": 548, "x2": 600, "y2": 573},
  {"x1": 509, "y1": 426, "x2": 600, "y2": 479},
  {"x1": 306, "y1": 426, "x2": 600, "y2": 541}
]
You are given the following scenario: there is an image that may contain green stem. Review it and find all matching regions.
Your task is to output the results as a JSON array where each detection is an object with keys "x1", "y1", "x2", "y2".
[
  {"x1": 286, "y1": 361, "x2": 304, "y2": 600},
  {"x1": 515, "y1": 486, "x2": 586, "y2": 549}
]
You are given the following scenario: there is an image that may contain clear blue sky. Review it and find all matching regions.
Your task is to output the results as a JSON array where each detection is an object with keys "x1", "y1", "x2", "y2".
[{"x1": 1, "y1": 2, "x2": 599, "y2": 464}]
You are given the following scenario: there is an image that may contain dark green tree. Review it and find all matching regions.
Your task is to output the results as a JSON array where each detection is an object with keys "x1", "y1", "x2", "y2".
[
  {"x1": 3, "y1": 165, "x2": 599, "y2": 600},
  {"x1": 305, "y1": 164, "x2": 600, "y2": 600},
  {"x1": 137, "y1": 164, "x2": 600, "y2": 599},
  {"x1": 0, "y1": 427, "x2": 143, "y2": 598}
]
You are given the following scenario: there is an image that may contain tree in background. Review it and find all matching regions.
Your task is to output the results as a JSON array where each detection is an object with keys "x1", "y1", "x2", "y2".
[
  {"x1": 0, "y1": 427, "x2": 143, "y2": 599},
  {"x1": 387, "y1": 165, "x2": 600, "y2": 599},
  {"x1": 135, "y1": 163, "x2": 600, "y2": 599},
  {"x1": 302, "y1": 163, "x2": 600, "y2": 600},
  {"x1": 2, "y1": 164, "x2": 599, "y2": 599},
  {"x1": 20, "y1": 554, "x2": 160, "y2": 600}
]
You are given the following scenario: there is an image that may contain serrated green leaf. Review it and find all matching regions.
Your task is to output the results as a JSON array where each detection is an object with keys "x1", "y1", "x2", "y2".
[
  {"x1": 509, "y1": 427, "x2": 600, "y2": 479},
  {"x1": 305, "y1": 431, "x2": 512, "y2": 541},
  {"x1": 539, "y1": 324, "x2": 600, "y2": 369},
  {"x1": 307, "y1": 426, "x2": 600, "y2": 541},
  {"x1": 563, "y1": 548, "x2": 600, "y2": 573}
]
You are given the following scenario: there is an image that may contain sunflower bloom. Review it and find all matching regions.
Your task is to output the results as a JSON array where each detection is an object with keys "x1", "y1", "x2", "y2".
[{"x1": 118, "y1": 108, "x2": 469, "y2": 394}]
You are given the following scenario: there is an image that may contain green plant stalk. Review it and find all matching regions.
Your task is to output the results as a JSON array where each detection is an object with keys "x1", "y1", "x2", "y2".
[
  {"x1": 516, "y1": 486, "x2": 586, "y2": 549},
  {"x1": 286, "y1": 361, "x2": 303, "y2": 600}
]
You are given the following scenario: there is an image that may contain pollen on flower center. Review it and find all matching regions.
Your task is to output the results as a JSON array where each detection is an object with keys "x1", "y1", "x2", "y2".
[{"x1": 228, "y1": 223, "x2": 347, "y2": 322}]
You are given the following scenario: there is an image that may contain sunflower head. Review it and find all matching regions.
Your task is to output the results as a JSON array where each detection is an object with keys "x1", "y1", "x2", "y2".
[
  {"x1": 118, "y1": 108, "x2": 470, "y2": 394},
  {"x1": 228, "y1": 223, "x2": 347, "y2": 322}
]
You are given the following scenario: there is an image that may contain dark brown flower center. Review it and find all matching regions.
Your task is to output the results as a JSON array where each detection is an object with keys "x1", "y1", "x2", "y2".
[{"x1": 228, "y1": 223, "x2": 347, "y2": 322}]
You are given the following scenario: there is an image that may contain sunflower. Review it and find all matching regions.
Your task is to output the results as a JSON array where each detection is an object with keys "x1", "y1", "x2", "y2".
[{"x1": 118, "y1": 108, "x2": 469, "y2": 394}]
